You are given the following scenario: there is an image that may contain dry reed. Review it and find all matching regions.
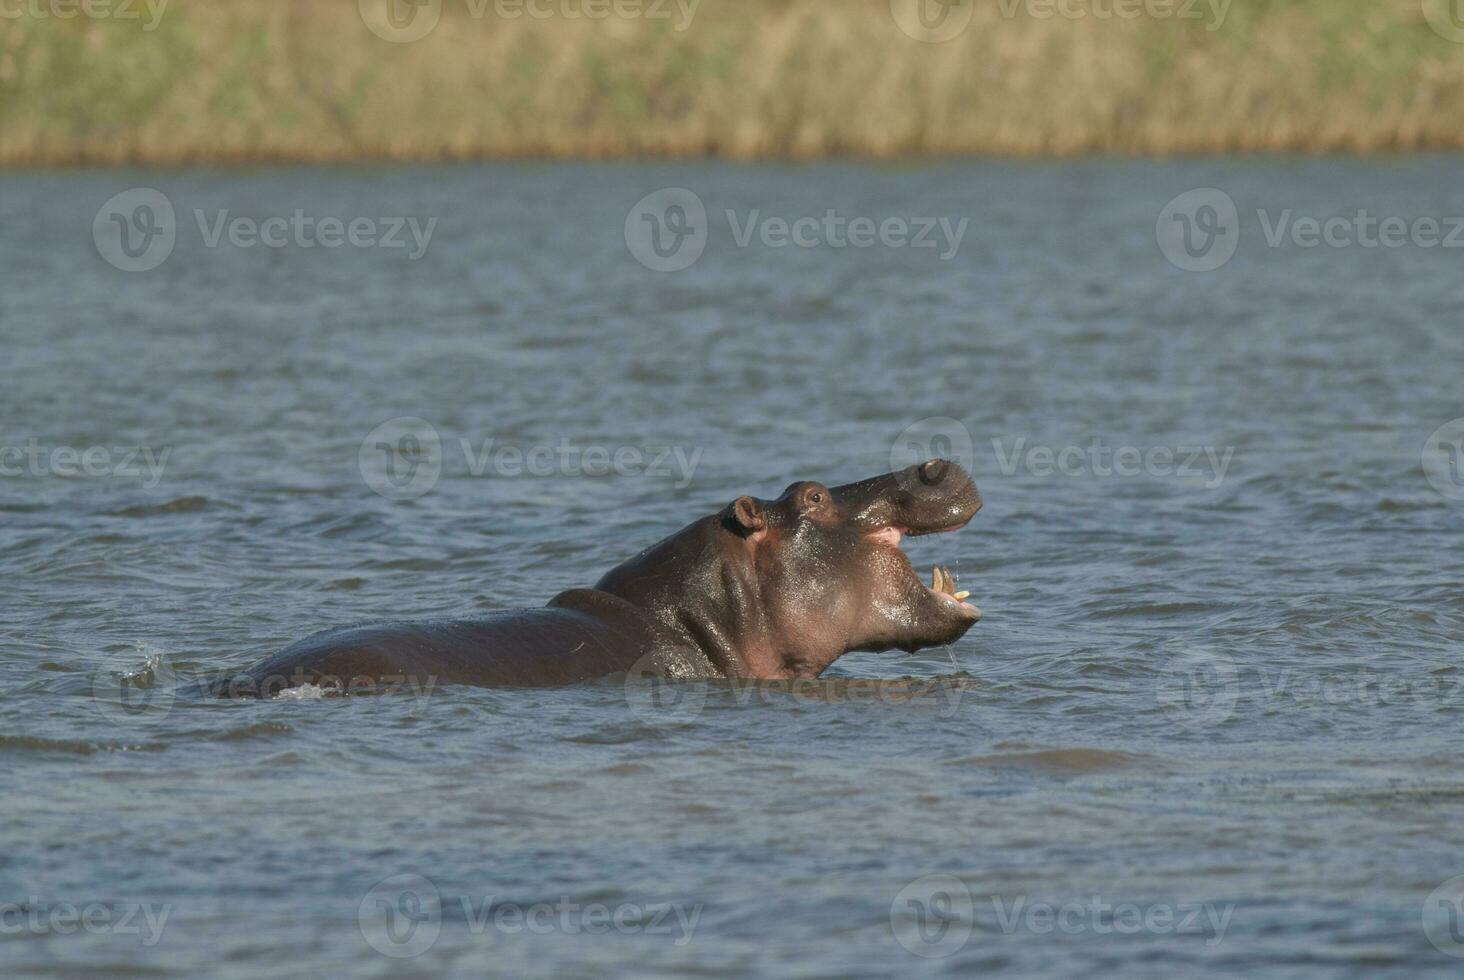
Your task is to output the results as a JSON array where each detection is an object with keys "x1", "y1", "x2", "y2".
[{"x1": 2, "y1": 0, "x2": 1462, "y2": 164}]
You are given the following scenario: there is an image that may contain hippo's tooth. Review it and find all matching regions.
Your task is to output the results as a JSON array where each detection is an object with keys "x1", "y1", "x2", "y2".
[
  {"x1": 932, "y1": 566, "x2": 941, "y2": 590},
  {"x1": 953, "y1": 590, "x2": 971, "y2": 600}
]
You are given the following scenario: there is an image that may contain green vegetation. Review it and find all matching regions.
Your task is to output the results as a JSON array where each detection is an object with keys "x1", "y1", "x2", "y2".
[{"x1": 2, "y1": 0, "x2": 1462, "y2": 164}]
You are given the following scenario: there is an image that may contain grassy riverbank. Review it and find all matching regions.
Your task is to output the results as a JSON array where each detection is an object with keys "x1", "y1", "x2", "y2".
[{"x1": 3, "y1": 0, "x2": 1462, "y2": 164}]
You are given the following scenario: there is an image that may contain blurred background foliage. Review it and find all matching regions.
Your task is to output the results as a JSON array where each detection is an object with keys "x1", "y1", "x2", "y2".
[{"x1": 1, "y1": 0, "x2": 1461, "y2": 163}]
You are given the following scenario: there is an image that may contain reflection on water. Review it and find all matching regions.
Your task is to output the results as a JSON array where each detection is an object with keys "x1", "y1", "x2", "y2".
[{"x1": 2, "y1": 158, "x2": 1463, "y2": 977}]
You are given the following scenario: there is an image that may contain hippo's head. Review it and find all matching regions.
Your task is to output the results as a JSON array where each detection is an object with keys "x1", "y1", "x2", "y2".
[{"x1": 594, "y1": 460, "x2": 983, "y2": 679}]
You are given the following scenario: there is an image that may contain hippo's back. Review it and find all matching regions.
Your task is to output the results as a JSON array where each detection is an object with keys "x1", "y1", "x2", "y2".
[{"x1": 216, "y1": 596, "x2": 685, "y2": 697}]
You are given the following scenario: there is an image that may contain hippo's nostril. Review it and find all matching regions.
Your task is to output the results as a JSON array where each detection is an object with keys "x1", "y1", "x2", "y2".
[{"x1": 919, "y1": 459, "x2": 949, "y2": 486}]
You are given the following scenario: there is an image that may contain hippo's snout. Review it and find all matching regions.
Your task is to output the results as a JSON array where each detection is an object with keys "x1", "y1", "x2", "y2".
[{"x1": 832, "y1": 459, "x2": 981, "y2": 535}]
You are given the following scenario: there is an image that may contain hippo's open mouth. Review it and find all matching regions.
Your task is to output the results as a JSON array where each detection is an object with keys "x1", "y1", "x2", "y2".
[{"x1": 865, "y1": 522, "x2": 982, "y2": 620}]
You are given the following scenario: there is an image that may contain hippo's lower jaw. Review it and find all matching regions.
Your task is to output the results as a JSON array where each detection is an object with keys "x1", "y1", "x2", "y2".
[
  {"x1": 866, "y1": 524, "x2": 982, "y2": 622},
  {"x1": 222, "y1": 460, "x2": 984, "y2": 694},
  {"x1": 834, "y1": 519, "x2": 981, "y2": 660}
]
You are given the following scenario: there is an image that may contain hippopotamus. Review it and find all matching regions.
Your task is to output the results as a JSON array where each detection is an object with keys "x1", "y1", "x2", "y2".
[{"x1": 218, "y1": 459, "x2": 982, "y2": 697}]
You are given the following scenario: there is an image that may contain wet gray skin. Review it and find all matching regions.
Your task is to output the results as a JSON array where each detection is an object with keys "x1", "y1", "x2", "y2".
[{"x1": 221, "y1": 460, "x2": 982, "y2": 695}]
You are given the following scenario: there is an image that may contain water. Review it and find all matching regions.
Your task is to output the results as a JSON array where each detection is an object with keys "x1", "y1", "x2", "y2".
[{"x1": 2, "y1": 157, "x2": 1462, "y2": 977}]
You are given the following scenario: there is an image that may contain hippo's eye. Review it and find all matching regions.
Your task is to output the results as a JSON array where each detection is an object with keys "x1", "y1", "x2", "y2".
[{"x1": 809, "y1": 491, "x2": 823, "y2": 504}]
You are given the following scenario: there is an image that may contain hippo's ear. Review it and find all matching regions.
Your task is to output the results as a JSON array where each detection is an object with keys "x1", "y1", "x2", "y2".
[{"x1": 726, "y1": 496, "x2": 766, "y2": 537}]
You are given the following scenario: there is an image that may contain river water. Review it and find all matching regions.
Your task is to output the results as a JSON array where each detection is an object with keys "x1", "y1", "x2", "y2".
[{"x1": 2, "y1": 158, "x2": 1462, "y2": 977}]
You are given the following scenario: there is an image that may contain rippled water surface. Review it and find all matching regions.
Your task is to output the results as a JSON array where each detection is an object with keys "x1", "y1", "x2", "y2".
[{"x1": 2, "y1": 158, "x2": 1463, "y2": 977}]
